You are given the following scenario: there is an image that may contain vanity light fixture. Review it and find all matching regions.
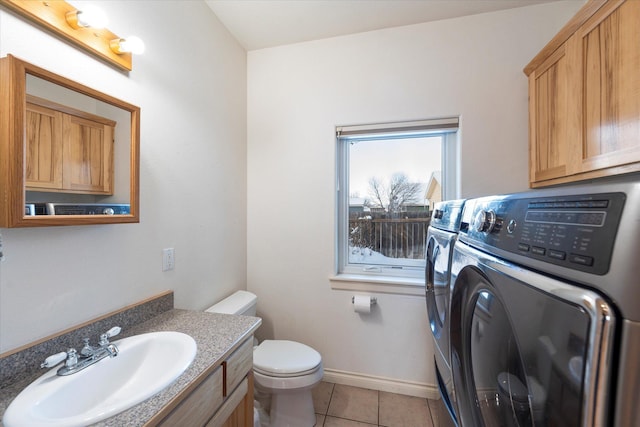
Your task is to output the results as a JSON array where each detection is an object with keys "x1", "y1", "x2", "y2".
[{"x1": 0, "y1": 0, "x2": 144, "y2": 71}]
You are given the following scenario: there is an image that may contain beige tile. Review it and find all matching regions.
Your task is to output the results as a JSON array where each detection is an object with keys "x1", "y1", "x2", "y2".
[
  {"x1": 379, "y1": 391, "x2": 433, "y2": 427},
  {"x1": 324, "y1": 415, "x2": 378, "y2": 427},
  {"x1": 313, "y1": 381, "x2": 335, "y2": 414},
  {"x1": 316, "y1": 413, "x2": 326, "y2": 426},
  {"x1": 427, "y1": 398, "x2": 456, "y2": 427},
  {"x1": 327, "y1": 384, "x2": 379, "y2": 425}
]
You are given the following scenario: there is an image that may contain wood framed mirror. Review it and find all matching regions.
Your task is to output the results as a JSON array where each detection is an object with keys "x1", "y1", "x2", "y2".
[{"x1": 0, "y1": 54, "x2": 140, "y2": 227}]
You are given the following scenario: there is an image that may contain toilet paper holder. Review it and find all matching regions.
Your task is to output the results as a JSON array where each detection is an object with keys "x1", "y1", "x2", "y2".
[{"x1": 352, "y1": 296, "x2": 377, "y2": 305}]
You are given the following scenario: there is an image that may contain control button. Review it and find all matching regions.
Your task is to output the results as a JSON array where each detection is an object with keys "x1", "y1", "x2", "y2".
[
  {"x1": 569, "y1": 254, "x2": 594, "y2": 266},
  {"x1": 548, "y1": 250, "x2": 566, "y2": 260},
  {"x1": 532, "y1": 246, "x2": 546, "y2": 256},
  {"x1": 474, "y1": 210, "x2": 497, "y2": 233},
  {"x1": 518, "y1": 243, "x2": 530, "y2": 252},
  {"x1": 506, "y1": 219, "x2": 517, "y2": 234}
]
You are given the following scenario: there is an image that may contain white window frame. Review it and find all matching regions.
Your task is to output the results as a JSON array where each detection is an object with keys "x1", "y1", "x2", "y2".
[{"x1": 333, "y1": 118, "x2": 459, "y2": 292}]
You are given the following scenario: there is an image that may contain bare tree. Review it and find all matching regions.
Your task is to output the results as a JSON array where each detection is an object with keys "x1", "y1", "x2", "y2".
[{"x1": 367, "y1": 173, "x2": 422, "y2": 216}]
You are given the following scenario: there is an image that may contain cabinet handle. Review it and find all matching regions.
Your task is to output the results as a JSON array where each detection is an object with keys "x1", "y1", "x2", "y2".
[{"x1": 222, "y1": 360, "x2": 228, "y2": 397}]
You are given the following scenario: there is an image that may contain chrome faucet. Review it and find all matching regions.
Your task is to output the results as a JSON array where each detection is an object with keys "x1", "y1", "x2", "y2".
[{"x1": 41, "y1": 326, "x2": 121, "y2": 376}]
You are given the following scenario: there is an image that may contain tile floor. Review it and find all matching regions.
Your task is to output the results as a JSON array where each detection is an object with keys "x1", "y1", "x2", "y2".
[{"x1": 311, "y1": 382, "x2": 453, "y2": 427}]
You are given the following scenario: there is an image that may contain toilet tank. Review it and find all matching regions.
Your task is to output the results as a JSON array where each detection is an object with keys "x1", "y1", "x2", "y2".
[{"x1": 205, "y1": 290, "x2": 257, "y2": 316}]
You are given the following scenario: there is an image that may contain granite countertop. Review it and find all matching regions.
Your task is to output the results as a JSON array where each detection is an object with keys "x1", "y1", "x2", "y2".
[{"x1": 0, "y1": 309, "x2": 261, "y2": 427}]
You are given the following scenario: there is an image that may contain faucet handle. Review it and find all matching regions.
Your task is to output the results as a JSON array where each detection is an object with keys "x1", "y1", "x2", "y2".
[
  {"x1": 99, "y1": 326, "x2": 121, "y2": 346},
  {"x1": 41, "y1": 351, "x2": 67, "y2": 368},
  {"x1": 65, "y1": 348, "x2": 78, "y2": 367},
  {"x1": 106, "y1": 326, "x2": 121, "y2": 337},
  {"x1": 80, "y1": 338, "x2": 94, "y2": 356}
]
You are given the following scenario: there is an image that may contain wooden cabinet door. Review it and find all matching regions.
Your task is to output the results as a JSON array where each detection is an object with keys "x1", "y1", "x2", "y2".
[
  {"x1": 528, "y1": 43, "x2": 575, "y2": 184},
  {"x1": 25, "y1": 103, "x2": 63, "y2": 189},
  {"x1": 62, "y1": 114, "x2": 114, "y2": 194},
  {"x1": 153, "y1": 337, "x2": 254, "y2": 427},
  {"x1": 573, "y1": 0, "x2": 640, "y2": 174},
  {"x1": 158, "y1": 366, "x2": 225, "y2": 427}
]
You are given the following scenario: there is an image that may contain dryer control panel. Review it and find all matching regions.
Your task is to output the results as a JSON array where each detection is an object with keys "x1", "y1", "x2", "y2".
[
  {"x1": 459, "y1": 192, "x2": 626, "y2": 275},
  {"x1": 431, "y1": 199, "x2": 466, "y2": 233}
]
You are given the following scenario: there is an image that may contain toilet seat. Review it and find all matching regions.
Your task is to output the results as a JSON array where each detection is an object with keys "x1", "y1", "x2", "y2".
[
  {"x1": 254, "y1": 364, "x2": 321, "y2": 378},
  {"x1": 253, "y1": 340, "x2": 322, "y2": 377}
]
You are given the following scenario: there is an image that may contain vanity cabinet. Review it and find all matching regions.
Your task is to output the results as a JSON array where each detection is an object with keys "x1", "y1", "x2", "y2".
[
  {"x1": 525, "y1": 0, "x2": 640, "y2": 187},
  {"x1": 152, "y1": 337, "x2": 254, "y2": 427},
  {"x1": 26, "y1": 95, "x2": 115, "y2": 194}
]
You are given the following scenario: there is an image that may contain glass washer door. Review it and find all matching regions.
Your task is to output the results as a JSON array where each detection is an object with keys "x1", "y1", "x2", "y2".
[{"x1": 449, "y1": 242, "x2": 614, "y2": 427}]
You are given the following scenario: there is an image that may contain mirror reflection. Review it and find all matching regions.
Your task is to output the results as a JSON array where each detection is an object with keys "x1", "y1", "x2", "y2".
[{"x1": 25, "y1": 74, "x2": 131, "y2": 214}]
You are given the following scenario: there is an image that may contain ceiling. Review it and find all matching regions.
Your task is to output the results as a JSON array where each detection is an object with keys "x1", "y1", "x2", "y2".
[{"x1": 205, "y1": 0, "x2": 561, "y2": 51}]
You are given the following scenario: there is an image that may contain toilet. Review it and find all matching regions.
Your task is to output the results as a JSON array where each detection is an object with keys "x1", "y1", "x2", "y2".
[{"x1": 206, "y1": 291, "x2": 323, "y2": 427}]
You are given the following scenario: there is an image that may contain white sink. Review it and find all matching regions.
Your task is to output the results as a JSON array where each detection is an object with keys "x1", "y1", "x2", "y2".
[{"x1": 3, "y1": 331, "x2": 197, "y2": 427}]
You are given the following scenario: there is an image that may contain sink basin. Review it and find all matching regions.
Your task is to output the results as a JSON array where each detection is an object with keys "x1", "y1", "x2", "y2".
[{"x1": 3, "y1": 331, "x2": 197, "y2": 427}]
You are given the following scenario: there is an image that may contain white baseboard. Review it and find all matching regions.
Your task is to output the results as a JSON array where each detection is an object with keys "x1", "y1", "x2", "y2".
[{"x1": 322, "y1": 368, "x2": 440, "y2": 400}]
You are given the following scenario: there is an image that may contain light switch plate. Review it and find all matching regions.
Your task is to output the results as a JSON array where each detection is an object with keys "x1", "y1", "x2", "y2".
[{"x1": 162, "y1": 248, "x2": 174, "y2": 271}]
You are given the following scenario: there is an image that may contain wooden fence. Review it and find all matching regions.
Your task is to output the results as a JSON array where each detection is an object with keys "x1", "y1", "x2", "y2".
[{"x1": 349, "y1": 216, "x2": 430, "y2": 260}]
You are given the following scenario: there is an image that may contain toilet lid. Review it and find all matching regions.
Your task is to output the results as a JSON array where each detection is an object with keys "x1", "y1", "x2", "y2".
[{"x1": 253, "y1": 340, "x2": 322, "y2": 377}]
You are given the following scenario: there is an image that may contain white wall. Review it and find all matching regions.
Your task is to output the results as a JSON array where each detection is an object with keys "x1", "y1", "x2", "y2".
[
  {"x1": 246, "y1": 1, "x2": 584, "y2": 395},
  {"x1": 0, "y1": 1, "x2": 247, "y2": 353}
]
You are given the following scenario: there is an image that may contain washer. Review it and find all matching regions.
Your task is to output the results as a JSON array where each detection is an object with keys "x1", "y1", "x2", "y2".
[
  {"x1": 426, "y1": 199, "x2": 465, "y2": 426},
  {"x1": 449, "y1": 177, "x2": 640, "y2": 426}
]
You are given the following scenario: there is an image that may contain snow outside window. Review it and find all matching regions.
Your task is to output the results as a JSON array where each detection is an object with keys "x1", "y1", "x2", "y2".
[{"x1": 336, "y1": 118, "x2": 459, "y2": 284}]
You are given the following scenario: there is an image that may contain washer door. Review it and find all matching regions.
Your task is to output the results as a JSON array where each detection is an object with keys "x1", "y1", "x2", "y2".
[
  {"x1": 449, "y1": 242, "x2": 615, "y2": 427},
  {"x1": 426, "y1": 229, "x2": 458, "y2": 424}
]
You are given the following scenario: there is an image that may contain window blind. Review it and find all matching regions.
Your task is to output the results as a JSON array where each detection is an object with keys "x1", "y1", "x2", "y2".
[{"x1": 336, "y1": 118, "x2": 459, "y2": 140}]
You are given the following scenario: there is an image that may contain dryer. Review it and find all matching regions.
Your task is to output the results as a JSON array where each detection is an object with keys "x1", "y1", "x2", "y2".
[{"x1": 426, "y1": 199, "x2": 465, "y2": 426}]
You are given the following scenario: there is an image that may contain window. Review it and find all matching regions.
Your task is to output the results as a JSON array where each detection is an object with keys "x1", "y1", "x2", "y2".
[{"x1": 335, "y1": 118, "x2": 459, "y2": 285}]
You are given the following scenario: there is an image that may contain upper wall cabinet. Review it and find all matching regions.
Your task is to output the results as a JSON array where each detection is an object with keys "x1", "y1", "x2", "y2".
[
  {"x1": 525, "y1": 0, "x2": 640, "y2": 188},
  {"x1": 0, "y1": 55, "x2": 140, "y2": 227}
]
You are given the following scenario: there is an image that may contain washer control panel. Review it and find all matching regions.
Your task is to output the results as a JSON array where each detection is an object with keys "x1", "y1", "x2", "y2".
[{"x1": 459, "y1": 192, "x2": 626, "y2": 275}]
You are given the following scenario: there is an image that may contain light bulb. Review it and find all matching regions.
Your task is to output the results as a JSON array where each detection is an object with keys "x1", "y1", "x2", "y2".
[
  {"x1": 110, "y1": 36, "x2": 145, "y2": 55},
  {"x1": 66, "y1": 5, "x2": 108, "y2": 29}
]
